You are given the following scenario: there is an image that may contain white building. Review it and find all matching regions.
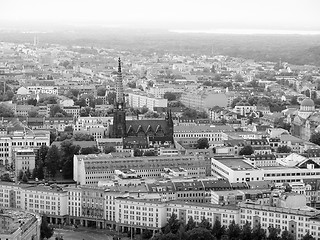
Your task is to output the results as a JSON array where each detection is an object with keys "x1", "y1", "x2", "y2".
[
  {"x1": 127, "y1": 92, "x2": 167, "y2": 110},
  {"x1": 27, "y1": 85, "x2": 59, "y2": 95},
  {"x1": 0, "y1": 130, "x2": 50, "y2": 166}
]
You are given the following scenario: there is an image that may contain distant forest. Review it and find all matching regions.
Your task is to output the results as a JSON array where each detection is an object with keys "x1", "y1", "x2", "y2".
[{"x1": 1, "y1": 27, "x2": 320, "y2": 66}]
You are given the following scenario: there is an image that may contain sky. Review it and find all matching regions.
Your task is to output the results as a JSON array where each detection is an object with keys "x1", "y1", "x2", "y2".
[{"x1": 1, "y1": 0, "x2": 320, "y2": 33}]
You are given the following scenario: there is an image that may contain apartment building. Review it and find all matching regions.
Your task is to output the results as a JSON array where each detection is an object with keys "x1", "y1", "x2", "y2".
[
  {"x1": 0, "y1": 130, "x2": 50, "y2": 165},
  {"x1": 62, "y1": 106, "x2": 80, "y2": 117},
  {"x1": 239, "y1": 198, "x2": 317, "y2": 240},
  {"x1": 14, "y1": 148, "x2": 36, "y2": 173},
  {"x1": 74, "y1": 154, "x2": 207, "y2": 185},
  {"x1": 66, "y1": 186, "x2": 82, "y2": 226},
  {"x1": 212, "y1": 155, "x2": 320, "y2": 183},
  {"x1": 73, "y1": 154, "x2": 207, "y2": 185},
  {"x1": 81, "y1": 186, "x2": 105, "y2": 228},
  {"x1": 127, "y1": 92, "x2": 168, "y2": 110},
  {"x1": 174, "y1": 124, "x2": 234, "y2": 147},
  {"x1": 20, "y1": 185, "x2": 68, "y2": 225},
  {"x1": 27, "y1": 85, "x2": 59, "y2": 95},
  {"x1": 115, "y1": 197, "x2": 167, "y2": 233}
]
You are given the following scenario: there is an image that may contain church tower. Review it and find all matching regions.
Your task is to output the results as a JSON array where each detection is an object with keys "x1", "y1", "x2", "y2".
[{"x1": 112, "y1": 58, "x2": 127, "y2": 138}]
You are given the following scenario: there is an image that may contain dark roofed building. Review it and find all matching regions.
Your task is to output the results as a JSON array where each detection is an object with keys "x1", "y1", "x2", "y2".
[{"x1": 110, "y1": 58, "x2": 174, "y2": 145}]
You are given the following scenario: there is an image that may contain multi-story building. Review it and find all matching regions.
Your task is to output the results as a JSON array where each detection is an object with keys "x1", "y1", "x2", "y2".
[
  {"x1": 27, "y1": 85, "x2": 59, "y2": 95},
  {"x1": 180, "y1": 92, "x2": 229, "y2": 110},
  {"x1": 0, "y1": 130, "x2": 50, "y2": 165},
  {"x1": 174, "y1": 124, "x2": 234, "y2": 147},
  {"x1": 127, "y1": 92, "x2": 168, "y2": 110},
  {"x1": 43, "y1": 117, "x2": 74, "y2": 132},
  {"x1": 20, "y1": 185, "x2": 68, "y2": 225},
  {"x1": 81, "y1": 186, "x2": 105, "y2": 228},
  {"x1": 115, "y1": 197, "x2": 167, "y2": 234},
  {"x1": 14, "y1": 148, "x2": 36, "y2": 173},
  {"x1": 62, "y1": 106, "x2": 80, "y2": 117},
  {"x1": 74, "y1": 154, "x2": 207, "y2": 185},
  {"x1": 212, "y1": 155, "x2": 320, "y2": 183},
  {"x1": 66, "y1": 186, "x2": 82, "y2": 226}
]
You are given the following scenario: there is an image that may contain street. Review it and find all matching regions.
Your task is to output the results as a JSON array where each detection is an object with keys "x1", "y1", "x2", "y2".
[{"x1": 50, "y1": 228, "x2": 116, "y2": 240}]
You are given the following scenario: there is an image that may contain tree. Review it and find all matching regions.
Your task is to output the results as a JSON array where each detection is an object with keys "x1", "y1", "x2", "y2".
[
  {"x1": 186, "y1": 228, "x2": 215, "y2": 240},
  {"x1": 212, "y1": 220, "x2": 225, "y2": 240},
  {"x1": 97, "y1": 86, "x2": 107, "y2": 96},
  {"x1": 50, "y1": 105, "x2": 68, "y2": 117},
  {"x1": 40, "y1": 215, "x2": 54, "y2": 240},
  {"x1": 277, "y1": 145, "x2": 291, "y2": 153},
  {"x1": 310, "y1": 132, "x2": 320, "y2": 146},
  {"x1": 73, "y1": 133, "x2": 94, "y2": 141},
  {"x1": 240, "y1": 222, "x2": 252, "y2": 240},
  {"x1": 103, "y1": 146, "x2": 116, "y2": 154},
  {"x1": 18, "y1": 170, "x2": 24, "y2": 181},
  {"x1": 134, "y1": 148, "x2": 143, "y2": 157},
  {"x1": 153, "y1": 233, "x2": 179, "y2": 240},
  {"x1": 144, "y1": 150, "x2": 156, "y2": 156},
  {"x1": 75, "y1": 98, "x2": 87, "y2": 108},
  {"x1": 280, "y1": 230, "x2": 294, "y2": 240},
  {"x1": 60, "y1": 140, "x2": 81, "y2": 179},
  {"x1": 267, "y1": 227, "x2": 280, "y2": 240},
  {"x1": 290, "y1": 96, "x2": 299, "y2": 105},
  {"x1": 50, "y1": 131, "x2": 57, "y2": 145},
  {"x1": 127, "y1": 81, "x2": 137, "y2": 88},
  {"x1": 22, "y1": 172, "x2": 28, "y2": 183},
  {"x1": 196, "y1": 138, "x2": 209, "y2": 149},
  {"x1": 64, "y1": 126, "x2": 73, "y2": 132},
  {"x1": 45, "y1": 145, "x2": 60, "y2": 178},
  {"x1": 0, "y1": 104, "x2": 14, "y2": 117},
  {"x1": 252, "y1": 224, "x2": 266, "y2": 240},
  {"x1": 182, "y1": 108, "x2": 198, "y2": 119},
  {"x1": 227, "y1": 220, "x2": 241, "y2": 240},
  {"x1": 302, "y1": 232, "x2": 315, "y2": 240},
  {"x1": 80, "y1": 146, "x2": 100, "y2": 155},
  {"x1": 141, "y1": 106, "x2": 149, "y2": 114},
  {"x1": 80, "y1": 107, "x2": 91, "y2": 117},
  {"x1": 164, "y1": 92, "x2": 177, "y2": 101},
  {"x1": 185, "y1": 217, "x2": 197, "y2": 231},
  {"x1": 0, "y1": 173, "x2": 12, "y2": 182},
  {"x1": 239, "y1": 145, "x2": 254, "y2": 155},
  {"x1": 198, "y1": 218, "x2": 212, "y2": 230},
  {"x1": 142, "y1": 229, "x2": 153, "y2": 239},
  {"x1": 34, "y1": 145, "x2": 49, "y2": 180},
  {"x1": 27, "y1": 98, "x2": 38, "y2": 106},
  {"x1": 28, "y1": 110, "x2": 38, "y2": 117},
  {"x1": 163, "y1": 213, "x2": 182, "y2": 235}
]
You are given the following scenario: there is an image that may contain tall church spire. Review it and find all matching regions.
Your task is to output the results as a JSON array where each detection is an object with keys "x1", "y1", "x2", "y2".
[{"x1": 116, "y1": 57, "x2": 124, "y2": 107}]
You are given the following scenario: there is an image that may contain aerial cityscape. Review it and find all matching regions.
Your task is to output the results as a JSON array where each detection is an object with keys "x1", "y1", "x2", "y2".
[{"x1": 1, "y1": 0, "x2": 320, "y2": 240}]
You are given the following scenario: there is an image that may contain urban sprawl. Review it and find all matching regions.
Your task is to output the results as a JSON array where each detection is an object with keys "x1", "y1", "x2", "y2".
[{"x1": 0, "y1": 39, "x2": 320, "y2": 240}]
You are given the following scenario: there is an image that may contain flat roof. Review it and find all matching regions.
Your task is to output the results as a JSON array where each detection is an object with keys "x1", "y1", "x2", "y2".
[{"x1": 215, "y1": 158, "x2": 256, "y2": 171}]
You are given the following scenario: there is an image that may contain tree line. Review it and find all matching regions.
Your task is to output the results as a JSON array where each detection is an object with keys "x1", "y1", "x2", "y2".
[
  {"x1": 32, "y1": 139, "x2": 100, "y2": 181},
  {"x1": 148, "y1": 213, "x2": 314, "y2": 240}
]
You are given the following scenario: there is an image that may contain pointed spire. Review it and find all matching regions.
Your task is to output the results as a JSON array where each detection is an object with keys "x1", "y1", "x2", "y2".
[{"x1": 118, "y1": 57, "x2": 121, "y2": 73}]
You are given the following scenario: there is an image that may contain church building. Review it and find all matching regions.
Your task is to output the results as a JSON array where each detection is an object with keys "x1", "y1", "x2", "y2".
[
  {"x1": 291, "y1": 98, "x2": 320, "y2": 141},
  {"x1": 110, "y1": 58, "x2": 174, "y2": 148}
]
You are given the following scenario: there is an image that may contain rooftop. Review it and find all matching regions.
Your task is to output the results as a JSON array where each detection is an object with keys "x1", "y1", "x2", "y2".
[{"x1": 215, "y1": 157, "x2": 256, "y2": 171}]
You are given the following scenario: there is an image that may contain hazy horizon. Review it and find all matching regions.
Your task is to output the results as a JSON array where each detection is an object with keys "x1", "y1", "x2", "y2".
[{"x1": 1, "y1": 0, "x2": 320, "y2": 34}]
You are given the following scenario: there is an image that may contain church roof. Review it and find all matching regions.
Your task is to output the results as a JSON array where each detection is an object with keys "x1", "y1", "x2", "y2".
[
  {"x1": 126, "y1": 119, "x2": 171, "y2": 134},
  {"x1": 301, "y1": 98, "x2": 314, "y2": 107}
]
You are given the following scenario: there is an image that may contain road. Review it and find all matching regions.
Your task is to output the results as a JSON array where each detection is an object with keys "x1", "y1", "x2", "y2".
[{"x1": 50, "y1": 228, "x2": 116, "y2": 240}]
